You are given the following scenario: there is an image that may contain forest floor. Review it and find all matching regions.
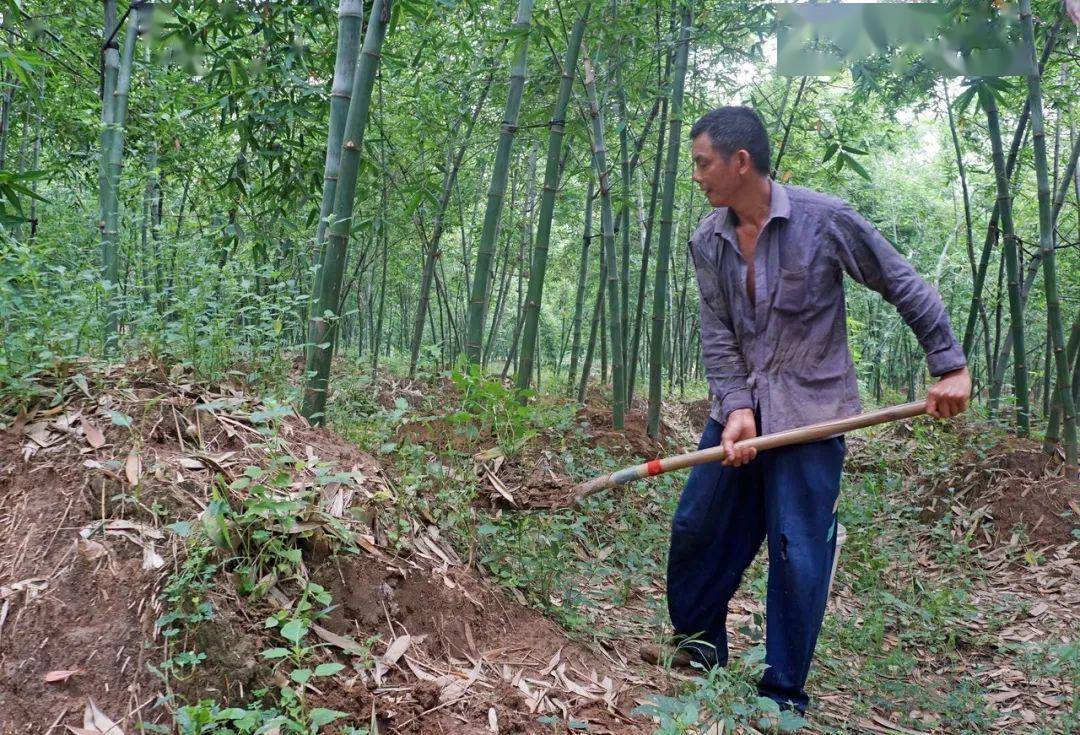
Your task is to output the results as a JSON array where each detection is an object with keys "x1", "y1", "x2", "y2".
[{"x1": 0, "y1": 357, "x2": 1076, "y2": 734}]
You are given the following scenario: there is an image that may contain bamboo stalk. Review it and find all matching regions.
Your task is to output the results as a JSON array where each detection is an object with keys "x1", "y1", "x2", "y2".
[
  {"x1": 465, "y1": 0, "x2": 535, "y2": 363},
  {"x1": 981, "y1": 86, "x2": 1030, "y2": 435},
  {"x1": 516, "y1": 4, "x2": 590, "y2": 394},
  {"x1": 583, "y1": 51, "x2": 627, "y2": 428},
  {"x1": 305, "y1": 0, "x2": 365, "y2": 367},
  {"x1": 1019, "y1": 0, "x2": 1076, "y2": 471},
  {"x1": 647, "y1": 6, "x2": 692, "y2": 437},
  {"x1": 301, "y1": 0, "x2": 390, "y2": 423},
  {"x1": 566, "y1": 175, "x2": 594, "y2": 395},
  {"x1": 409, "y1": 55, "x2": 497, "y2": 377}
]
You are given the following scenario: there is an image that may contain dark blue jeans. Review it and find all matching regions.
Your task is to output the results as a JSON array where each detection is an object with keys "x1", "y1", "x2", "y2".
[{"x1": 667, "y1": 417, "x2": 845, "y2": 713}]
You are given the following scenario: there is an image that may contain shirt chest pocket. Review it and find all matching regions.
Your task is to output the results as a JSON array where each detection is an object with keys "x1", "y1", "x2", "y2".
[{"x1": 774, "y1": 265, "x2": 808, "y2": 313}]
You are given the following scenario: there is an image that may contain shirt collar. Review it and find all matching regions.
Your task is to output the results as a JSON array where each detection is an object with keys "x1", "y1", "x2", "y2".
[{"x1": 713, "y1": 179, "x2": 791, "y2": 240}]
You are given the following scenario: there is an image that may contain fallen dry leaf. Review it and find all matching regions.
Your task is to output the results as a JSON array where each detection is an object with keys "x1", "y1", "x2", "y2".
[
  {"x1": 178, "y1": 456, "x2": 206, "y2": 470},
  {"x1": 0, "y1": 577, "x2": 48, "y2": 602},
  {"x1": 487, "y1": 471, "x2": 516, "y2": 506},
  {"x1": 312, "y1": 623, "x2": 367, "y2": 656},
  {"x1": 65, "y1": 699, "x2": 124, "y2": 735},
  {"x1": 82, "y1": 419, "x2": 106, "y2": 449},
  {"x1": 125, "y1": 450, "x2": 142, "y2": 486},
  {"x1": 142, "y1": 543, "x2": 165, "y2": 570},
  {"x1": 383, "y1": 634, "x2": 412, "y2": 665},
  {"x1": 44, "y1": 669, "x2": 84, "y2": 683},
  {"x1": 77, "y1": 539, "x2": 108, "y2": 561}
]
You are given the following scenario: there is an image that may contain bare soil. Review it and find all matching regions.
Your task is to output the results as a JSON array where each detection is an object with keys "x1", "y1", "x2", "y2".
[
  {"x1": 0, "y1": 429, "x2": 158, "y2": 733},
  {"x1": 312, "y1": 558, "x2": 646, "y2": 734},
  {"x1": 912, "y1": 421, "x2": 1079, "y2": 557},
  {"x1": 684, "y1": 398, "x2": 713, "y2": 434},
  {"x1": 0, "y1": 360, "x2": 649, "y2": 733}
]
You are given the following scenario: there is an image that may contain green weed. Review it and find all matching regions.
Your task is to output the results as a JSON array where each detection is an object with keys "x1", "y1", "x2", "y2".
[{"x1": 633, "y1": 646, "x2": 807, "y2": 733}]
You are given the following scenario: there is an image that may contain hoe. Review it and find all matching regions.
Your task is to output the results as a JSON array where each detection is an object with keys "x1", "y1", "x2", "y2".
[{"x1": 573, "y1": 400, "x2": 928, "y2": 503}]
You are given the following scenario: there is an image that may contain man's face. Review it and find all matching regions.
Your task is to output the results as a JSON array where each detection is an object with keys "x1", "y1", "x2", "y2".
[{"x1": 691, "y1": 134, "x2": 750, "y2": 208}]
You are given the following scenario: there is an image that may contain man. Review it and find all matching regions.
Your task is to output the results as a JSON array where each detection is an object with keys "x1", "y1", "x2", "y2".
[{"x1": 640, "y1": 107, "x2": 971, "y2": 718}]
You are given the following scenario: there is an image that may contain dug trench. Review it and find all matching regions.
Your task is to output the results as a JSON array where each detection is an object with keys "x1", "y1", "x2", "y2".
[{"x1": 0, "y1": 361, "x2": 657, "y2": 734}]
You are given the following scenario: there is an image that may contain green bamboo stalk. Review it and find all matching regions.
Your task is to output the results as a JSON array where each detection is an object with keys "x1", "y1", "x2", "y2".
[
  {"x1": 1019, "y1": 0, "x2": 1075, "y2": 470},
  {"x1": 647, "y1": 5, "x2": 691, "y2": 438},
  {"x1": 0, "y1": 8, "x2": 15, "y2": 172},
  {"x1": 373, "y1": 82, "x2": 389, "y2": 375},
  {"x1": 566, "y1": 175, "x2": 595, "y2": 395},
  {"x1": 981, "y1": 85, "x2": 1030, "y2": 435},
  {"x1": 770, "y1": 76, "x2": 806, "y2": 179},
  {"x1": 483, "y1": 219, "x2": 516, "y2": 365},
  {"x1": 1045, "y1": 318, "x2": 1080, "y2": 453},
  {"x1": 627, "y1": 89, "x2": 669, "y2": 404},
  {"x1": 504, "y1": 138, "x2": 541, "y2": 379},
  {"x1": 942, "y1": 82, "x2": 976, "y2": 305},
  {"x1": 101, "y1": 10, "x2": 139, "y2": 352},
  {"x1": 578, "y1": 247, "x2": 606, "y2": 403},
  {"x1": 409, "y1": 61, "x2": 496, "y2": 377},
  {"x1": 962, "y1": 18, "x2": 1059, "y2": 358},
  {"x1": 27, "y1": 74, "x2": 43, "y2": 238},
  {"x1": 302, "y1": 0, "x2": 390, "y2": 423},
  {"x1": 583, "y1": 52, "x2": 627, "y2": 428},
  {"x1": 98, "y1": 0, "x2": 120, "y2": 350},
  {"x1": 11, "y1": 82, "x2": 30, "y2": 241},
  {"x1": 989, "y1": 133, "x2": 1080, "y2": 395},
  {"x1": 465, "y1": 0, "x2": 536, "y2": 363},
  {"x1": 614, "y1": 37, "x2": 632, "y2": 396},
  {"x1": 305, "y1": 0, "x2": 365, "y2": 367},
  {"x1": 516, "y1": 4, "x2": 589, "y2": 395},
  {"x1": 600, "y1": 294, "x2": 608, "y2": 382}
]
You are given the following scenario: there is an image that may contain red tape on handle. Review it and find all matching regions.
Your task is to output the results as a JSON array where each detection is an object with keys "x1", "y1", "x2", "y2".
[{"x1": 646, "y1": 459, "x2": 663, "y2": 476}]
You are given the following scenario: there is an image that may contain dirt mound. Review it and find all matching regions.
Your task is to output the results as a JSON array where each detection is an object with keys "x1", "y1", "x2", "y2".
[
  {"x1": 578, "y1": 405, "x2": 673, "y2": 460},
  {"x1": 914, "y1": 425, "x2": 1079, "y2": 557},
  {"x1": 684, "y1": 398, "x2": 712, "y2": 434},
  {"x1": 312, "y1": 558, "x2": 646, "y2": 734},
  {"x1": 984, "y1": 445, "x2": 1077, "y2": 551},
  {"x1": 0, "y1": 359, "x2": 649, "y2": 733}
]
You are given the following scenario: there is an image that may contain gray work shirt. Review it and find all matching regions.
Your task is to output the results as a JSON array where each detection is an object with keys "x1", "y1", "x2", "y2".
[{"x1": 690, "y1": 181, "x2": 967, "y2": 435}]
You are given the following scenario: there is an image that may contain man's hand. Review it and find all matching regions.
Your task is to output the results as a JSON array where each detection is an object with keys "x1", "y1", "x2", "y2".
[
  {"x1": 926, "y1": 366, "x2": 971, "y2": 419},
  {"x1": 721, "y1": 408, "x2": 758, "y2": 467}
]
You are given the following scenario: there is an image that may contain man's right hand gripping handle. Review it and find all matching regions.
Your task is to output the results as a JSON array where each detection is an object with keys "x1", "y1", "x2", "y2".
[{"x1": 722, "y1": 407, "x2": 758, "y2": 467}]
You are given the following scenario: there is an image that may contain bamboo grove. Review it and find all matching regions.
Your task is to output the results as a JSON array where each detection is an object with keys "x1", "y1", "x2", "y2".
[{"x1": 0, "y1": 0, "x2": 1077, "y2": 472}]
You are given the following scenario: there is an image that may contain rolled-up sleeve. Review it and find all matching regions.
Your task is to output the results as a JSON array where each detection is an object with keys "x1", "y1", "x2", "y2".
[
  {"x1": 832, "y1": 205, "x2": 967, "y2": 376},
  {"x1": 689, "y1": 238, "x2": 754, "y2": 422}
]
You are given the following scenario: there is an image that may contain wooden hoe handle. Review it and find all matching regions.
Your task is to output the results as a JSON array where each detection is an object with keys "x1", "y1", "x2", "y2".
[{"x1": 573, "y1": 400, "x2": 927, "y2": 503}]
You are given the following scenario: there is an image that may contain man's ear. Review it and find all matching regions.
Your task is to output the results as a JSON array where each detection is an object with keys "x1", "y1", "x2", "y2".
[{"x1": 736, "y1": 149, "x2": 753, "y2": 175}]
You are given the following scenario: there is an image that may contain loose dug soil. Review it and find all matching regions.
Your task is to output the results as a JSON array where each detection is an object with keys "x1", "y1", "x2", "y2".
[
  {"x1": 0, "y1": 429, "x2": 159, "y2": 733},
  {"x1": 0, "y1": 359, "x2": 652, "y2": 733},
  {"x1": 311, "y1": 558, "x2": 648, "y2": 734},
  {"x1": 684, "y1": 398, "x2": 713, "y2": 435},
  {"x1": 382, "y1": 379, "x2": 691, "y2": 511},
  {"x1": 914, "y1": 422, "x2": 1080, "y2": 557},
  {"x1": 578, "y1": 406, "x2": 674, "y2": 460}
]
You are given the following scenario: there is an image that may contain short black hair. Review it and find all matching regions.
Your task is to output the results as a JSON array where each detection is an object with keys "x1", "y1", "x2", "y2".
[{"x1": 690, "y1": 106, "x2": 771, "y2": 175}]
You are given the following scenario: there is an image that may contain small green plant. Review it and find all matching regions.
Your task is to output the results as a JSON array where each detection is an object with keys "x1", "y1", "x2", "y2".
[
  {"x1": 633, "y1": 647, "x2": 807, "y2": 733},
  {"x1": 170, "y1": 696, "x2": 366, "y2": 735},
  {"x1": 447, "y1": 363, "x2": 573, "y2": 452},
  {"x1": 258, "y1": 610, "x2": 349, "y2": 732},
  {"x1": 152, "y1": 440, "x2": 374, "y2": 733},
  {"x1": 197, "y1": 456, "x2": 357, "y2": 598}
]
